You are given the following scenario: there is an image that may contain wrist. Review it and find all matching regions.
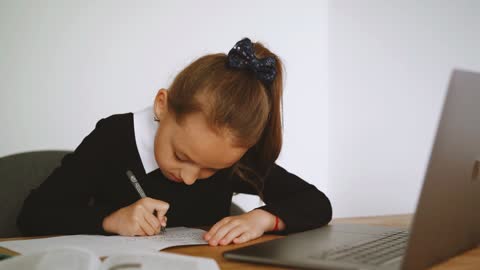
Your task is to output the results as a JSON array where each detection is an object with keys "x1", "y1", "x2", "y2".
[
  {"x1": 272, "y1": 215, "x2": 280, "y2": 231},
  {"x1": 251, "y1": 209, "x2": 277, "y2": 232}
]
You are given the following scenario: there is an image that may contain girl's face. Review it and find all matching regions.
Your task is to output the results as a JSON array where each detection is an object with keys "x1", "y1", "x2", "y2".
[{"x1": 153, "y1": 89, "x2": 248, "y2": 185}]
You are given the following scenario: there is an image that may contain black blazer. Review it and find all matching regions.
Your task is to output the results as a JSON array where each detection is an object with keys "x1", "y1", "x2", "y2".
[{"x1": 17, "y1": 113, "x2": 332, "y2": 236}]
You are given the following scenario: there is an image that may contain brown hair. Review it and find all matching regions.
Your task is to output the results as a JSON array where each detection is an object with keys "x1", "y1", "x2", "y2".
[{"x1": 166, "y1": 40, "x2": 283, "y2": 197}]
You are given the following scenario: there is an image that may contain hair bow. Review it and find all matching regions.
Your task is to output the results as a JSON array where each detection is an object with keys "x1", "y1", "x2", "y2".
[{"x1": 227, "y1": 38, "x2": 277, "y2": 84}]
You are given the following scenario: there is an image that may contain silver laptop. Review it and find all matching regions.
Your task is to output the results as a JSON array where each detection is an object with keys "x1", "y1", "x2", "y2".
[{"x1": 224, "y1": 69, "x2": 480, "y2": 270}]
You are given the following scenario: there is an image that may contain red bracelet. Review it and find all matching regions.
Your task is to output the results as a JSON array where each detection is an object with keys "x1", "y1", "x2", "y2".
[{"x1": 273, "y1": 215, "x2": 279, "y2": 231}]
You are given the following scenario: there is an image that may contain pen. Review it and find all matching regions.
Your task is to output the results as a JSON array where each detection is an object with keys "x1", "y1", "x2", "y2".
[{"x1": 126, "y1": 170, "x2": 166, "y2": 234}]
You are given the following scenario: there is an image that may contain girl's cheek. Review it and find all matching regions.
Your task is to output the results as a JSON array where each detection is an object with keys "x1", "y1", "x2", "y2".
[
  {"x1": 199, "y1": 171, "x2": 216, "y2": 180},
  {"x1": 157, "y1": 158, "x2": 174, "y2": 172}
]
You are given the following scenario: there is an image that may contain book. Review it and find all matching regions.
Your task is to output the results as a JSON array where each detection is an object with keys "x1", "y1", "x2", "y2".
[{"x1": 0, "y1": 247, "x2": 219, "y2": 270}]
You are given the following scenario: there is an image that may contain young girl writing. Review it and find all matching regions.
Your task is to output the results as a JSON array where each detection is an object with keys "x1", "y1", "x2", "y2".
[{"x1": 17, "y1": 38, "x2": 332, "y2": 246}]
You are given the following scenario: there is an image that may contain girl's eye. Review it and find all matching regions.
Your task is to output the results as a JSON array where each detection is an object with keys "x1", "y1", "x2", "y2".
[{"x1": 174, "y1": 151, "x2": 217, "y2": 172}]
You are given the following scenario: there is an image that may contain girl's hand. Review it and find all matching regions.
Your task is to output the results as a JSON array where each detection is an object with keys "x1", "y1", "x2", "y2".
[
  {"x1": 203, "y1": 209, "x2": 278, "y2": 246},
  {"x1": 102, "y1": 197, "x2": 169, "y2": 236}
]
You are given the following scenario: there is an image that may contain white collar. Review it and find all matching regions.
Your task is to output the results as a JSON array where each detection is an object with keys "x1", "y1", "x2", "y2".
[{"x1": 133, "y1": 106, "x2": 159, "y2": 174}]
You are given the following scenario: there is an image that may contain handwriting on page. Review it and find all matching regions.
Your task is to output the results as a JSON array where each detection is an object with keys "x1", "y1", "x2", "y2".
[{"x1": 123, "y1": 230, "x2": 204, "y2": 243}]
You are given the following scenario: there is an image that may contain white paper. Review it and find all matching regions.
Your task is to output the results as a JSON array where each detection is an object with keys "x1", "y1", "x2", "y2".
[
  {"x1": 0, "y1": 227, "x2": 208, "y2": 257},
  {"x1": 0, "y1": 247, "x2": 219, "y2": 270},
  {"x1": 0, "y1": 247, "x2": 101, "y2": 270},
  {"x1": 100, "y1": 253, "x2": 219, "y2": 270}
]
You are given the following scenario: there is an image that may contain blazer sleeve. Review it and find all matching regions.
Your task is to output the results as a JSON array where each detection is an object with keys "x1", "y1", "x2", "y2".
[
  {"x1": 17, "y1": 118, "x2": 118, "y2": 236},
  {"x1": 232, "y1": 163, "x2": 332, "y2": 234}
]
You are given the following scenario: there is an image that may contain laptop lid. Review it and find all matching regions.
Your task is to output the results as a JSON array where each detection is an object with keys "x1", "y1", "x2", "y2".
[{"x1": 401, "y1": 69, "x2": 480, "y2": 269}]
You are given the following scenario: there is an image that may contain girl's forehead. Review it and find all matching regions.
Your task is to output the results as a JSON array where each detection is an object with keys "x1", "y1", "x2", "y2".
[{"x1": 172, "y1": 112, "x2": 247, "y2": 169}]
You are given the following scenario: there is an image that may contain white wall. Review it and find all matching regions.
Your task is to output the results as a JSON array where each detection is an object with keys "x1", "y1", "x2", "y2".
[
  {"x1": 0, "y1": 1, "x2": 329, "y2": 212},
  {"x1": 4, "y1": 1, "x2": 478, "y2": 218},
  {"x1": 329, "y1": 0, "x2": 480, "y2": 217}
]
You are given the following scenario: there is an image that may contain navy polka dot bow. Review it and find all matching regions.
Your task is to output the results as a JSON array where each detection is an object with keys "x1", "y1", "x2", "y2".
[{"x1": 227, "y1": 38, "x2": 277, "y2": 84}]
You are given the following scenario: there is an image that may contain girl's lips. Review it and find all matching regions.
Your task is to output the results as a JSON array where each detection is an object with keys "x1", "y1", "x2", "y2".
[{"x1": 169, "y1": 173, "x2": 183, "y2": 183}]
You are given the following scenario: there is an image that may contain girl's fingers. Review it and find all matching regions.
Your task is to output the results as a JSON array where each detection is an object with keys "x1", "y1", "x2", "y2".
[
  {"x1": 158, "y1": 215, "x2": 167, "y2": 227},
  {"x1": 145, "y1": 198, "x2": 170, "y2": 217},
  {"x1": 144, "y1": 212, "x2": 161, "y2": 234},
  {"x1": 205, "y1": 217, "x2": 230, "y2": 241},
  {"x1": 233, "y1": 231, "x2": 253, "y2": 244},
  {"x1": 209, "y1": 220, "x2": 238, "y2": 246},
  {"x1": 151, "y1": 211, "x2": 166, "y2": 229},
  {"x1": 139, "y1": 214, "x2": 156, "y2": 236},
  {"x1": 218, "y1": 225, "x2": 244, "y2": 246},
  {"x1": 133, "y1": 225, "x2": 148, "y2": 236},
  {"x1": 137, "y1": 198, "x2": 169, "y2": 221}
]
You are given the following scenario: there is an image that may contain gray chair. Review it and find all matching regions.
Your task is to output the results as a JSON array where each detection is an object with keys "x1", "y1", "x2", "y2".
[
  {"x1": 0, "y1": 150, "x2": 245, "y2": 237},
  {"x1": 0, "y1": 150, "x2": 71, "y2": 237}
]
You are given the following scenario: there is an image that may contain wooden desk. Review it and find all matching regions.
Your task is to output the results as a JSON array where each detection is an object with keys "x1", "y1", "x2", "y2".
[{"x1": 2, "y1": 214, "x2": 480, "y2": 269}]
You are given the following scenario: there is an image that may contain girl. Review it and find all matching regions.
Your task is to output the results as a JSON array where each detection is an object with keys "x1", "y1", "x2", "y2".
[{"x1": 17, "y1": 38, "x2": 332, "y2": 246}]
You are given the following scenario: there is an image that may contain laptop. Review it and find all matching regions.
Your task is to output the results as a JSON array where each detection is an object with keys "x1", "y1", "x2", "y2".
[{"x1": 224, "y1": 69, "x2": 480, "y2": 270}]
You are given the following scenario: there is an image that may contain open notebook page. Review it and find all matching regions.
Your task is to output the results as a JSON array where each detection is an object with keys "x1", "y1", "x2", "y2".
[{"x1": 0, "y1": 227, "x2": 208, "y2": 257}]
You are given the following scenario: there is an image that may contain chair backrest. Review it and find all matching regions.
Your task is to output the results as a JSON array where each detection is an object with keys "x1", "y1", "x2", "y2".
[{"x1": 0, "y1": 150, "x2": 71, "y2": 237}]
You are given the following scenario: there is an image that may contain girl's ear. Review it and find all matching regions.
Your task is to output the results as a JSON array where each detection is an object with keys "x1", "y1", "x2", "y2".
[{"x1": 154, "y1": 89, "x2": 169, "y2": 121}]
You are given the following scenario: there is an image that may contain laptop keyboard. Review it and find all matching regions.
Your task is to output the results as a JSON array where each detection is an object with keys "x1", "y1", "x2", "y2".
[{"x1": 310, "y1": 230, "x2": 409, "y2": 266}]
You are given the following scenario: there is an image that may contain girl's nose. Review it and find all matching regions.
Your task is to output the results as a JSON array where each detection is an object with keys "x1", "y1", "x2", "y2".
[{"x1": 181, "y1": 165, "x2": 200, "y2": 185}]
